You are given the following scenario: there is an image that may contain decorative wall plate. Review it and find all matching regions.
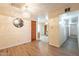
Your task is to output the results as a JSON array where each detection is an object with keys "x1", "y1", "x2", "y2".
[{"x1": 13, "y1": 18, "x2": 24, "y2": 28}]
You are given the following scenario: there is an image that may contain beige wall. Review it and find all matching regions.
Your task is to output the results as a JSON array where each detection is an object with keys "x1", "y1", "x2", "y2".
[
  {"x1": 48, "y1": 17, "x2": 60, "y2": 47},
  {"x1": 0, "y1": 15, "x2": 31, "y2": 49},
  {"x1": 0, "y1": 4, "x2": 32, "y2": 50}
]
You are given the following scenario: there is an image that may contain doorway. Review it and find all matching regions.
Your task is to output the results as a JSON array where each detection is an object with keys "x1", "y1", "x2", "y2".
[
  {"x1": 31, "y1": 21, "x2": 36, "y2": 41},
  {"x1": 69, "y1": 17, "x2": 78, "y2": 39},
  {"x1": 37, "y1": 22, "x2": 48, "y2": 42},
  {"x1": 44, "y1": 25, "x2": 47, "y2": 35},
  {"x1": 60, "y1": 13, "x2": 79, "y2": 51}
]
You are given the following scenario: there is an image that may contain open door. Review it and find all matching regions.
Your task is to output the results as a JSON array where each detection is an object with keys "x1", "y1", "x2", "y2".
[
  {"x1": 44, "y1": 25, "x2": 47, "y2": 35},
  {"x1": 31, "y1": 21, "x2": 36, "y2": 41}
]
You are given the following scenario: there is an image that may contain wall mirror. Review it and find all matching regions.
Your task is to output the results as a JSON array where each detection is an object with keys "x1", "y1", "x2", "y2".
[{"x1": 13, "y1": 18, "x2": 24, "y2": 28}]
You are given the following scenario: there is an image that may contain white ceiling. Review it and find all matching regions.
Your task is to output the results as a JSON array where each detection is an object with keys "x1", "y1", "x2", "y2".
[
  {"x1": 25, "y1": 3, "x2": 68, "y2": 16},
  {"x1": 0, "y1": 3, "x2": 79, "y2": 19},
  {"x1": 25, "y1": 3, "x2": 79, "y2": 23},
  {"x1": 24, "y1": 3, "x2": 69, "y2": 22},
  {"x1": 24, "y1": 3, "x2": 79, "y2": 18}
]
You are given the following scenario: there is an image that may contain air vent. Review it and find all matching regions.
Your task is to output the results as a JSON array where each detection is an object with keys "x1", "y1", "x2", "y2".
[
  {"x1": 65, "y1": 7, "x2": 70, "y2": 13},
  {"x1": 65, "y1": 8, "x2": 67, "y2": 12},
  {"x1": 68, "y1": 8, "x2": 70, "y2": 12}
]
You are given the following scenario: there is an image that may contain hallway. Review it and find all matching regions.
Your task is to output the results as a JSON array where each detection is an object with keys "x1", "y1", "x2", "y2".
[
  {"x1": 40, "y1": 35, "x2": 48, "y2": 42},
  {"x1": 61, "y1": 36, "x2": 79, "y2": 55},
  {"x1": 0, "y1": 3, "x2": 79, "y2": 56}
]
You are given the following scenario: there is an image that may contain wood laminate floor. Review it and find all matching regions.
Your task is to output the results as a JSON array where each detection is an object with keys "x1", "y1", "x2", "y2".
[{"x1": 0, "y1": 40, "x2": 78, "y2": 56}]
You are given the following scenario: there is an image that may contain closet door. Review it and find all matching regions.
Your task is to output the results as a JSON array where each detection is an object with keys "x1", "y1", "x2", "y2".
[{"x1": 69, "y1": 16, "x2": 78, "y2": 38}]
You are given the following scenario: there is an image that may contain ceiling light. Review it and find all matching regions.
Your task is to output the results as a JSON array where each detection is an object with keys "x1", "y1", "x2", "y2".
[{"x1": 22, "y1": 12, "x2": 31, "y2": 19}]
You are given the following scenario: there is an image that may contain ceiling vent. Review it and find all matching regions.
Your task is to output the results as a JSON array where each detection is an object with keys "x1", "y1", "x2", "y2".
[{"x1": 65, "y1": 7, "x2": 70, "y2": 13}]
